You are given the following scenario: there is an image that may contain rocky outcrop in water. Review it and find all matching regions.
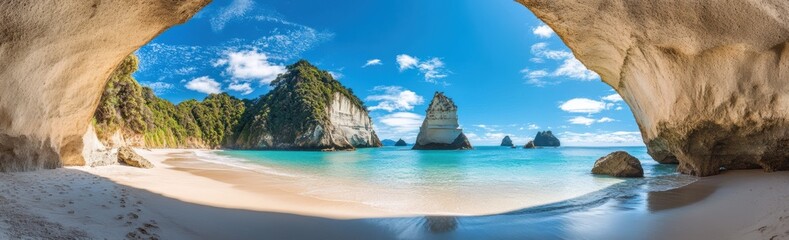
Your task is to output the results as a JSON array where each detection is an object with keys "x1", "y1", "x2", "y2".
[
  {"x1": 592, "y1": 151, "x2": 644, "y2": 178},
  {"x1": 395, "y1": 139, "x2": 408, "y2": 146},
  {"x1": 533, "y1": 131, "x2": 560, "y2": 147},
  {"x1": 517, "y1": 1, "x2": 789, "y2": 176},
  {"x1": 229, "y1": 60, "x2": 382, "y2": 151},
  {"x1": 500, "y1": 136, "x2": 514, "y2": 147},
  {"x1": 381, "y1": 139, "x2": 396, "y2": 146},
  {"x1": 523, "y1": 141, "x2": 536, "y2": 149},
  {"x1": 413, "y1": 92, "x2": 472, "y2": 150},
  {"x1": 0, "y1": 0, "x2": 209, "y2": 171}
]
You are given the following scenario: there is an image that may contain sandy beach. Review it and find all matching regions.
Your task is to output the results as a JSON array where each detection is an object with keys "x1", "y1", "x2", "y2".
[{"x1": 0, "y1": 148, "x2": 787, "y2": 239}]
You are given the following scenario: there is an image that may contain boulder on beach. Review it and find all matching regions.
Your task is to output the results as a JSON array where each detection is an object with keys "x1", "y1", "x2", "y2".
[
  {"x1": 395, "y1": 139, "x2": 408, "y2": 146},
  {"x1": 591, "y1": 151, "x2": 643, "y2": 178},
  {"x1": 523, "y1": 141, "x2": 536, "y2": 149},
  {"x1": 500, "y1": 136, "x2": 514, "y2": 147},
  {"x1": 117, "y1": 147, "x2": 153, "y2": 169}
]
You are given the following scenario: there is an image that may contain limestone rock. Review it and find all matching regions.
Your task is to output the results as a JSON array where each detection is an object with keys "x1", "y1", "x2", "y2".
[
  {"x1": 395, "y1": 139, "x2": 408, "y2": 146},
  {"x1": 592, "y1": 151, "x2": 644, "y2": 178},
  {"x1": 516, "y1": 1, "x2": 789, "y2": 176},
  {"x1": 413, "y1": 92, "x2": 472, "y2": 150},
  {"x1": 500, "y1": 136, "x2": 514, "y2": 147},
  {"x1": 0, "y1": 0, "x2": 209, "y2": 171},
  {"x1": 533, "y1": 131, "x2": 560, "y2": 147},
  {"x1": 523, "y1": 141, "x2": 536, "y2": 149},
  {"x1": 117, "y1": 147, "x2": 153, "y2": 169}
]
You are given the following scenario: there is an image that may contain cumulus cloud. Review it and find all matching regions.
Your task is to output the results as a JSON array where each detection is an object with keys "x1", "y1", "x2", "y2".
[
  {"x1": 140, "y1": 81, "x2": 173, "y2": 94},
  {"x1": 214, "y1": 49, "x2": 286, "y2": 85},
  {"x1": 568, "y1": 116, "x2": 616, "y2": 126},
  {"x1": 532, "y1": 24, "x2": 555, "y2": 38},
  {"x1": 520, "y1": 68, "x2": 551, "y2": 86},
  {"x1": 228, "y1": 82, "x2": 253, "y2": 95},
  {"x1": 528, "y1": 124, "x2": 540, "y2": 130},
  {"x1": 366, "y1": 86, "x2": 424, "y2": 112},
  {"x1": 597, "y1": 117, "x2": 615, "y2": 123},
  {"x1": 396, "y1": 54, "x2": 450, "y2": 83},
  {"x1": 554, "y1": 58, "x2": 599, "y2": 81},
  {"x1": 185, "y1": 76, "x2": 222, "y2": 94},
  {"x1": 363, "y1": 59, "x2": 382, "y2": 68},
  {"x1": 396, "y1": 54, "x2": 419, "y2": 71},
  {"x1": 210, "y1": 0, "x2": 254, "y2": 32},
  {"x1": 603, "y1": 93, "x2": 623, "y2": 102},
  {"x1": 377, "y1": 112, "x2": 424, "y2": 134},
  {"x1": 530, "y1": 42, "x2": 574, "y2": 60},
  {"x1": 559, "y1": 131, "x2": 644, "y2": 146},
  {"x1": 560, "y1": 98, "x2": 608, "y2": 114}
]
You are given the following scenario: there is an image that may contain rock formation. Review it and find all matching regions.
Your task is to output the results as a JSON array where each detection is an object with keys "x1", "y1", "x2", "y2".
[
  {"x1": 117, "y1": 147, "x2": 153, "y2": 169},
  {"x1": 229, "y1": 60, "x2": 382, "y2": 150},
  {"x1": 395, "y1": 139, "x2": 408, "y2": 146},
  {"x1": 517, "y1": 1, "x2": 789, "y2": 176},
  {"x1": 533, "y1": 131, "x2": 560, "y2": 147},
  {"x1": 523, "y1": 141, "x2": 536, "y2": 149},
  {"x1": 592, "y1": 151, "x2": 644, "y2": 178},
  {"x1": 0, "y1": 0, "x2": 209, "y2": 171},
  {"x1": 381, "y1": 139, "x2": 396, "y2": 146},
  {"x1": 412, "y1": 92, "x2": 472, "y2": 150},
  {"x1": 500, "y1": 136, "x2": 514, "y2": 147}
]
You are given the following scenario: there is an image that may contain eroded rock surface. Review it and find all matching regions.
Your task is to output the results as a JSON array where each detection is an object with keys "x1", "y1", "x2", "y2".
[
  {"x1": 117, "y1": 147, "x2": 153, "y2": 169},
  {"x1": 0, "y1": 0, "x2": 209, "y2": 171},
  {"x1": 413, "y1": 92, "x2": 472, "y2": 150},
  {"x1": 592, "y1": 151, "x2": 644, "y2": 178},
  {"x1": 518, "y1": 0, "x2": 789, "y2": 176}
]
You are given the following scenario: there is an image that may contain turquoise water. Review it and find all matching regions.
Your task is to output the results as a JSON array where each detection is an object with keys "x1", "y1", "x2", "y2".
[{"x1": 208, "y1": 146, "x2": 692, "y2": 215}]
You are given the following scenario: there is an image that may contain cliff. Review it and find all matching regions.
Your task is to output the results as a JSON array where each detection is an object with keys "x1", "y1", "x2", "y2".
[
  {"x1": 0, "y1": 0, "x2": 209, "y2": 171},
  {"x1": 533, "y1": 131, "x2": 560, "y2": 147},
  {"x1": 412, "y1": 92, "x2": 472, "y2": 150},
  {"x1": 228, "y1": 60, "x2": 382, "y2": 150},
  {"x1": 500, "y1": 136, "x2": 514, "y2": 147},
  {"x1": 518, "y1": 1, "x2": 789, "y2": 176}
]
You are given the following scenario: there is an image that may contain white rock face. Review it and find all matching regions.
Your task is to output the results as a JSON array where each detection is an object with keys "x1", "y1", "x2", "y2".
[
  {"x1": 0, "y1": 0, "x2": 209, "y2": 171},
  {"x1": 413, "y1": 92, "x2": 472, "y2": 150},
  {"x1": 326, "y1": 93, "x2": 381, "y2": 148},
  {"x1": 518, "y1": 0, "x2": 789, "y2": 176}
]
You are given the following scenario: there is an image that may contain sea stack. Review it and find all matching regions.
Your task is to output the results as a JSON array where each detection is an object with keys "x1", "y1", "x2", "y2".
[
  {"x1": 412, "y1": 92, "x2": 472, "y2": 150},
  {"x1": 533, "y1": 131, "x2": 560, "y2": 147},
  {"x1": 500, "y1": 136, "x2": 514, "y2": 147},
  {"x1": 523, "y1": 141, "x2": 536, "y2": 149},
  {"x1": 395, "y1": 139, "x2": 408, "y2": 146}
]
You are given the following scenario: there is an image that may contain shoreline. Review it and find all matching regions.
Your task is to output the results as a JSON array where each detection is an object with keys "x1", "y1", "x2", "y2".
[{"x1": 0, "y1": 148, "x2": 787, "y2": 239}]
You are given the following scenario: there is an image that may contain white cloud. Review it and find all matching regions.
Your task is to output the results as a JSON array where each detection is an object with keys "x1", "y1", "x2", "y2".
[
  {"x1": 569, "y1": 116, "x2": 596, "y2": 126},
  {"x1": 530, "y1": 42, "x2": 574, "y2": 60},
  {"x1": 363, "y1": 59, "x2": 382, "y2": 67},
  {"x1": 532, "y1": 24, "x2": 555, "y2": 38},
  {"x1": 228, "y1": 82, "x2": 253, "y2": 95},
  {"x1": 530, "y1": 57, "x2": 544, "y2": 63},
  {"x1": 396, "y1": 54, "x2": 419, "y2": 71},
  {"x1": 528, "y1": 124, "x2": 540, "y2": 130},
  {"x1": 560, "y1": 98, "x2": 608, "y2": 114},
  {"x1": 615, "y1": 106, "x2": 624, "y2": 110},
  {"x1": 397, "y1": 54, "x2": 450, "y2": 83},
  {"x1": 521, "y1": 68, "x2": 551, "y2": 86},
  {"x1": 559, "y1": 131, "x2": 644, "y2": 146},
  {"x1": 185, "y1": 76, "x2": 222, "y2": 94},
  {"x1": 554, "y1": 58, "x2": 599, "y2": 81},
  {"x1": 210, "y1": 0, "x2": 254, "y2": 32},
  {"x1": 214, "y1": 49, "x2": 286, "y2": 85},
  {"x1": 366, "y1": 86, "x2": 424, "y2": 112},
  {"x1": 141, "y1": 81, "x2": 173, "y2": 94},
  {"x1": 174, "y1": 67, "x2": 197, "y2": 75},
  {"x1": 597, "y1": 117, "x2": 616, "y2": 123},
  {"x1": 603, "y1": 93, "x2": 623, "y2": 102},
  {"x1": 377, "y1": 112, "x2": 424, "y2": 134}
]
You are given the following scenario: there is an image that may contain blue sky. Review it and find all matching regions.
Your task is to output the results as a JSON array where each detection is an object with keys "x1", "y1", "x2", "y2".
[{"x1": 134, "y1": 0, "x2": 644, "y2": 146}]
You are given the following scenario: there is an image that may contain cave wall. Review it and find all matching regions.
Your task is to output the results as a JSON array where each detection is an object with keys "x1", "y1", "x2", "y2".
[
  {"x1": 518, "y1": 0, "x2": 789, "y2": 176},
  {"x1": 0, "y1": 0, "x2": 210, "y2": 171}
]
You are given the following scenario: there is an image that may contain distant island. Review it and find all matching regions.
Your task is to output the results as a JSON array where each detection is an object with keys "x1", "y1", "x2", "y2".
[
  {"x1": 381, "y1": 139, "x2": 397, "y2": 146},
  {"x1": 533, "y1": 131, "x2": 560, "y2": 147},
  {"x1": 395, "y1": 139, "x2": 408, "y2": 146}
]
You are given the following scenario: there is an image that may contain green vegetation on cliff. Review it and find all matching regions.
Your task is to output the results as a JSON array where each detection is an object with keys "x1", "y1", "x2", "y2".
[
  {"x1": 94, "y1": 55, "x2": 245, "y2": 148},
  {"x1": 229, "y1": 60, "x2": 367, "y2": 148},
  {"x1": 95, "y1": 56, "x2": 377, "y2": 150}
]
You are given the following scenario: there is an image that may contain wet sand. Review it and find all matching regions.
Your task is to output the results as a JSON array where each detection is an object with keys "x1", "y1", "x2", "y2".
[{"x1": 0, "y1": 148, "x2": 787, "y2": 239}]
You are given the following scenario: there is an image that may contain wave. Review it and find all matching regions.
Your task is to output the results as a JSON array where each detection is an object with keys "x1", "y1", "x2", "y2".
[{"x1": 190, "y1": 150, "x2": 300, "y2": 178}]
